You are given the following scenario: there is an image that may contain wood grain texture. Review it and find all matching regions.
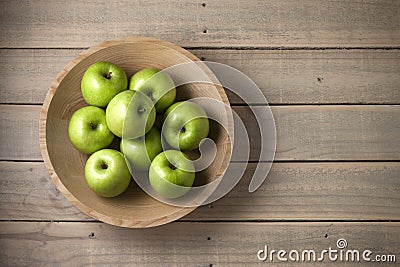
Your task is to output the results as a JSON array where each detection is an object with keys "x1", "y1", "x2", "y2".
[
  {"x1": 209, "y1": 50, "x2": 400, "y2": 105},
  {"x1": 0, "y1": 49, "x2": 81, "y2": 104},
  {"x1": 0, "y1": 105, "x2": 40, "y2": 161},
  {"x1": 1, "y1": 161, "x2": 399, "y2": 221},
  {"x1": 1, "y1": 0, "x2": 399, "y2": 48},
  {"x1": 0, "y1": 0, "x2": 398, "y2": 263},
  {"x1": 2, "y1": 49, "x2": 400, "y2": 105},
  {"x1": 239, "y1": 105, "x2": 400, "y2": 161},
  {"x1": 189, "y1": 162, "x2": 400, "y2": 221},
  {"x1": 0, "y1": 162, "x2": 92, "y2": 221},
  {"x1": 2, "y1": 105, "x2": 399, "y2": 161},
  {"x1": 0, "y1": 221, "x2": 399, "y2": 266}
]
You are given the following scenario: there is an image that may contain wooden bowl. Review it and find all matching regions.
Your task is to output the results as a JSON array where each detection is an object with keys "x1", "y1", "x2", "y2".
[{"x1": 39, "y1": 37, "x2": 232, "y2": 228}]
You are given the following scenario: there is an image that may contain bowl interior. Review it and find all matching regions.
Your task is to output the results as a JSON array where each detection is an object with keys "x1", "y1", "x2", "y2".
[{"x1": 43, "y1": 38, "x2": 231, "y2": 227}]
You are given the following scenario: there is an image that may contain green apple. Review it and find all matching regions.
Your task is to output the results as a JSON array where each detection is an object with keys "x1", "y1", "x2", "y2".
[
  {"x1": 68, "y1": 106, "x2": 114, "y2": 154},
  {"x1": 81, "y1": 62, "x2": 128, "y2": 107},
  {"x1": 120, "y1": 127, "x2": 163, "y2": 171},
  {"x1": 162, "y1": 101, "x2": 209, "y2": 151},
  {"x1": 85, "y1": 149, "x2": 131, "y2": 197},
  {"x1": 149, "y1": 150, "x2": 195, "y2": 199},
  {"x1": 106, "y1": 90, "x2": 156, "y2": 138},
  {"x1": 129, "y1": 68, "x2": 176, "y2": 113}
]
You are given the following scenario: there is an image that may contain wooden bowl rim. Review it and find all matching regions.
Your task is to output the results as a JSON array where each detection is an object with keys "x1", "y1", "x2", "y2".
[{"x1": 39, "y1": 36, "x2": 231, "y2": 228}]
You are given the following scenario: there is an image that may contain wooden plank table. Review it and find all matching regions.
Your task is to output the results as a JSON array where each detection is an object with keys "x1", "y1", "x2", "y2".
[{"x1": 0, "y1": 0, "x2": 399, "y2": 266}]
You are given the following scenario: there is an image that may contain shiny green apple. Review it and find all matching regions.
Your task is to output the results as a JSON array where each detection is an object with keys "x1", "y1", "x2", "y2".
[
  {"x1": 85, "y1": 149, "x2": 131, "y2": 197},
  {"x1": 129, "y1": 68, "x2": 176, "y2": 113},
  {"x1": 68, "y1": 106, "x2": 114, "y2": 154},
  {"x1": 162, "y1": 101, "x2": 209, "y2": 151},
  {"x1": 106, "y1": 90, "x2": 156, "y2": 138},
  {"x1": 81, "y1": 62, "x2": 128, "y2": 107},
  {"x1": 120, "y1": 127, "x2": 163, "y2": 171},
  {"x1": 149, "y1": 150, "x2": 195, "y2": 199}
]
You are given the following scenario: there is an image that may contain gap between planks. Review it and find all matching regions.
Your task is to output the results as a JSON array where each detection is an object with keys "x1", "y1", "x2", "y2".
[{"x1": 1, "y1": 46, "x2": 400, "y2": 50}]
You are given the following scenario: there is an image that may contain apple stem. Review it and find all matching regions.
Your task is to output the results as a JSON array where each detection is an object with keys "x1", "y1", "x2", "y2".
[
  {"x1": 138, "y1": 108, "x2": 147, "y2": 114},
  {"x1": 89, "y1": 121, "x2": 96, "y2": 130},
  {"x1": 101, "y1": 162, "x2": 108, "y2": 169},
  {"x1": 148, "y1": 92, "x2": 154, "y2": 101},
  {"x1": 169, "y1": 163, "x2": 177, "y2": 170},
  {"x1": 104, "y1": 71, "x2": 112, "y2": 79}
]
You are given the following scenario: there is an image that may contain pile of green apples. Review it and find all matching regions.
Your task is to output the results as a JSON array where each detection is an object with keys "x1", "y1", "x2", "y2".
[{"x1": 68, "y1": 62, "x2": 209, "y2": 199}]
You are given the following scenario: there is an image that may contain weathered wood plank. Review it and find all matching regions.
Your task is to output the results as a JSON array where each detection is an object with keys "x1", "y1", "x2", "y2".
[
  {"x1": 212, "y1": 50, "x2": 400, "y2": 105},
  {"x1": 2, "y1": 49, "x2": 400, "y2": 104},
  {"x1": 0, "y1": 105, "x2": 40, "y2": 161},
  {"x1": 1, "y1": 161, "x2": 399, "y2": 221},
  {"x1": 1, "y1": 0, "x2": 399, "y2": 48},
  {"x1": 0, "y1": 162, "x2": 92, "y2": 221},
  {"x1": 0, "y1": 49, "x2": 80, "y2": 104},
  {"x1": 190, "y1": 162, "x2": 400, "y2": 221},
  {"x1": 242, "y1": 105, "x2": 400, "y2": 161},
  {"x1": 0, "y1": 221, "x2": 398, "y2": 266},
  {"x1": 1, "y1": 105, "x2": 399, "y2": 161}
]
